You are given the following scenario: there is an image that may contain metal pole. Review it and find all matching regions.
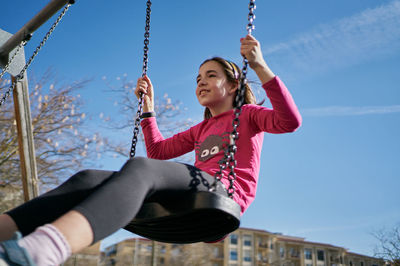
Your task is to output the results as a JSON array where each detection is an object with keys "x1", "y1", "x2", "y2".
[
  {"x1": 151, "y1": 240, "x2": 157, "y2": 266},
  {"x1": 0, "y1": 0, "x2": 70, "y2": 64},
  {"x1": 11, "y1": 75, "x2": 39, "y2": 201},
  {"x1": 133, "y1": 238, "x2": 138, "y2": 266}
]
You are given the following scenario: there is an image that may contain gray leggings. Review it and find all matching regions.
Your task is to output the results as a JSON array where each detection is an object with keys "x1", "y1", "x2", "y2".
[{"x1": 6, "y1": 157, "x2": 227, "y2": 243}]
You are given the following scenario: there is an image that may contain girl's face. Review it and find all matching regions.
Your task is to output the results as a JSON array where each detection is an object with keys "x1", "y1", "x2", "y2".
[{"x1": 196, "y1": 61, "x2": 236, "y2": 113}]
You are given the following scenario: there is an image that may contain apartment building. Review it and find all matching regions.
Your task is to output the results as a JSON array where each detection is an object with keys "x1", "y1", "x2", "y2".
[
  {"x1": 102, "y1": 227, "x2": 385, "y2": 266},
  {"x1": 102, "y1": 238, "x2": 213, "y2": 265},
  {"x1": 63, "y1": 242, "x2": 102, "y2": 266}
]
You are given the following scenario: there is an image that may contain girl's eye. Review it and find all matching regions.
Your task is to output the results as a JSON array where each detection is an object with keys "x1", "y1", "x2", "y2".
[{"x1": 196, "y1": 73, "x2": 216, "y2": 84}]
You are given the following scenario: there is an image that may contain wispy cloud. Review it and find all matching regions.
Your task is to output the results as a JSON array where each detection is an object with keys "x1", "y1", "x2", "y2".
[
  {"x1": 301, "y1": 105, "x2": 400, "y2": 116},
  {"x1": 265, "y1": 1, "x2": 400, "y2": 78}
]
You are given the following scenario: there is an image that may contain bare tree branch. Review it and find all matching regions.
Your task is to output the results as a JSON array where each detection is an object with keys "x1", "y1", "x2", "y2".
[{"x1": 372, "y1": 223, "x2": 400, "y2": 265}]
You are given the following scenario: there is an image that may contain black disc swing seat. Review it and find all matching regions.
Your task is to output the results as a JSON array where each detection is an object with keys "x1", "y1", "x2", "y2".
[
  {"x1": 124, "y1": 0, "x2": 257, "y2": 244},
  {"x1": 124, "y1": 191, "x2": 241, "y2": 243}
]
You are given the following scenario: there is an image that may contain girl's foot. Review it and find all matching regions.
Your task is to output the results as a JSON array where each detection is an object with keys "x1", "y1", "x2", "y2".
[{"x1": 0, "y1": 232, "x2": 36, "y2": 266}]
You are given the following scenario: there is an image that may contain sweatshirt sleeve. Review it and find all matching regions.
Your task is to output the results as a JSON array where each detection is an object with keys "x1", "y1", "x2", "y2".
[
  {"x1": 248, "y1": 76, "x2": 302, "y2": 133},
  {"x1": 140, "y1": 117, "x2": 195, "y2": 159}
]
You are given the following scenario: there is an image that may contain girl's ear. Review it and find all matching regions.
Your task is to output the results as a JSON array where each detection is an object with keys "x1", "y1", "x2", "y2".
[{"x1": 229, "y1": 80, "x2": 239, "y2": 95}]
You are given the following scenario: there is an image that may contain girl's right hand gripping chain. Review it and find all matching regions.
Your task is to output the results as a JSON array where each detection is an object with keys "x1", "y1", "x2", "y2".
[{"x1": 135, "y1": 75, "x2": 154, "y2": 113}]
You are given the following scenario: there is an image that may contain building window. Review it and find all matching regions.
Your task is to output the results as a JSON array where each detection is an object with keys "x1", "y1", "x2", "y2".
[
  {"x1": 230, "y1": 234, "x2": 238, "y2": 245},
  {"x1": 244, "y1": 250, "x2": 252, "y2": 262},
  {"x1": 230, "y1": 249, "x2": 238, "y2": 261},
  {"x1": 317, "y1": 250, "x2": 325, "y2": 261},
  {"x1": 243, "y1": 235, "x2": 252, "y2": 247},
  {"x1": 280, "y1": 247, "x2": 285, "y2": 258},
  {"x1": 258, "y1": 237, "x2": 268, "y2": 248},
  {"x1": 214, "y1": 247, "x2": 219, "y2": 257},
  {"x1": 290, "y1": 247, "x2": 300, "y2": 258},
  {"x1": 361, "y1": 262, "x2": 364, "y2": 266},
  {"x1": 305, "y1": 248, "x2": 312, "y2": 260},
  {"x1": 214, "y1": 247, "x2": 223, "y2": 258},
  {"x1": 160, "y1": 245, "x2": 166, "y2": 254}
]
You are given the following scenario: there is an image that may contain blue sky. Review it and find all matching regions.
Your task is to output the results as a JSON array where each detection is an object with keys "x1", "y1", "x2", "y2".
[{"x1": 2, "y1": 0, "x2": 400, "y2": 256}]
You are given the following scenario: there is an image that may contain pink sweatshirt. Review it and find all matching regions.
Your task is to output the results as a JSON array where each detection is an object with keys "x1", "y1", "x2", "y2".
[{"x1": 141, "y1": 76, "x2": 302, "y2": 215}]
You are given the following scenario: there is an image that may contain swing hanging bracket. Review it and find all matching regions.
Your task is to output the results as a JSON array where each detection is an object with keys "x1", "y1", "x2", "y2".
[{"x1": 0, "y1": 29, "x2": 26, "y2": 77}]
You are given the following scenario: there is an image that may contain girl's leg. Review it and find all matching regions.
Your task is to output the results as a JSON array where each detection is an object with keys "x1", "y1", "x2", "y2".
[
  {"x1": 3, "y1": 157, "x2": 226, "y2": 262},
  {"x1": 1, "y1": 211, "x2": 92, "y2": 265},
  {"x1": 1, "y1": 171, "x2": 114, "y2": 265},
  {"x1": 4, "y1": 169, "x2": 115, "y2": 237},
  {"x1": 52, "y1": 210, "x2": 93, "y2": 253},
  {"x1": 69, "y1": 157, "x2": 226, "y2": 244}
]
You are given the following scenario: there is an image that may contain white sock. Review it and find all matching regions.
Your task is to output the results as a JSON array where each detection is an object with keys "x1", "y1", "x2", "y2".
[{"x1": 18, "y1": 224, "x2": 72, "y2": 266}]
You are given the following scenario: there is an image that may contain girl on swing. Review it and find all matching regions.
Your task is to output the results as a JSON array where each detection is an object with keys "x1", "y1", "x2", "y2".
[{"x1": 0, "y1": 35, "x2": 301, "y2": 266}]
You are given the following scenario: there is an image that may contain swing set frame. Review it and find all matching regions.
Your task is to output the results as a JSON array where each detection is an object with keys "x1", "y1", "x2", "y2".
[{"x1": 0, "y1": 0, "x2": 75, "y2": 201}]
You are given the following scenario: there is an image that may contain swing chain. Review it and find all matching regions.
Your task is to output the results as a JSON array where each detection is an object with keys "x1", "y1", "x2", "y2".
[
  {"x1": 0, "y1": 79, "x2": 17, "y2": 107},
  {"x1": 130, "y1": 0, "x2": 152, "y2": 158},
  {"x1": 142, "y1": 0, "x2": 152, "y2": 77},
  {"x1": 0, "y1": 42, "x2": 26, "y2": 107},
  {"x1": 0, "y1": 42, "x2": 26, "y2": 81},
  {"x1": 211, "y1": 0, "x2": 256, "y2": 199},
  {"x1": 0, "y1": 2, "x2": 74, "y2": 108},
  {"x1": 247, "y1": 0, "x2": 256, "y2": 34}
]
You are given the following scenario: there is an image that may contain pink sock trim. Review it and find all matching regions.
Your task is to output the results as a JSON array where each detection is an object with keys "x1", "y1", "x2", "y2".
[{"x1": 39, "y1": 224, "x2": 72, "y2": 258}]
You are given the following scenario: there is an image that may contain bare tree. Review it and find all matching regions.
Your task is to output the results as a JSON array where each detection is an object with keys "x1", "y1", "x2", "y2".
[
  {"x1": 372, "y1": 223, "x2": 400, "y2": 266},
  {"x1": 1, "y1": 72, "x2": 106, "y2": 182},
  {"x1": 0, "y1": 71, "x2": 110, "y2": 212}
]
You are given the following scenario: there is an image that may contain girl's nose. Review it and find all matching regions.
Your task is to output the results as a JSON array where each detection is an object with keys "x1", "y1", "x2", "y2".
[{"x1": 198, "y1": 78, "x2": 207, "y2": 86}]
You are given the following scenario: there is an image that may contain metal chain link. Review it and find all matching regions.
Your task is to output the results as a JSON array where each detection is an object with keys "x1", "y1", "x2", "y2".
[
  {"x1": 0, "y1": 41, "x2": 29, "y2": 107},
  {"x1": 142, "y1": 0, "x2": 152, "y2": 78},
  {"x1": 212, "y1": 0, "x2": 256, "y2": 198},
  {"x1": 0, "y1": 80, "x2": 18, "y2": 107},
  {"x1": 130, "y1": 0, "x2": 152, "y2": 158},
  {"x1": 0, "y1": 1, "x2": 74, "y2": 108},
  {"x1": 0, "y1": 41, "x2": 26, "y2": 81}
]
